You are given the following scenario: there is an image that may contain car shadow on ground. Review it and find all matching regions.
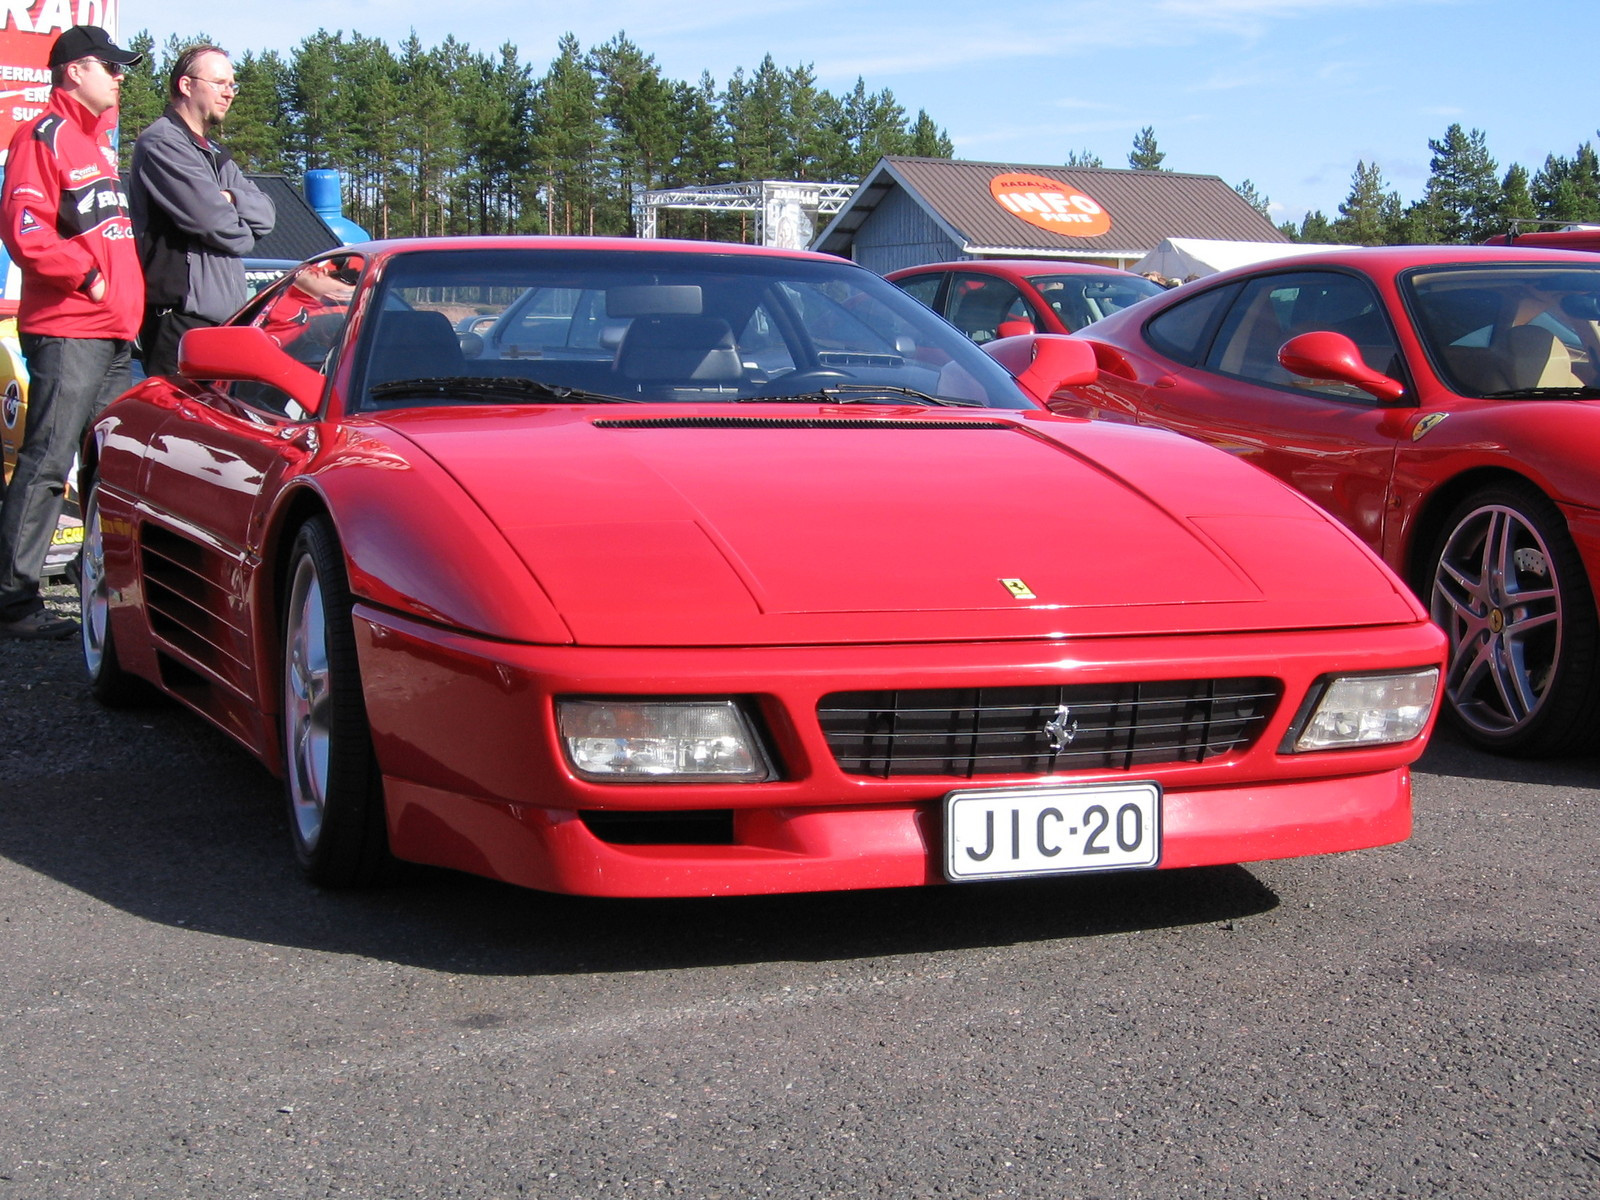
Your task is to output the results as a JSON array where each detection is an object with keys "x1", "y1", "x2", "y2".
[
  {"x1": 1415, "y1": 723, "x2": 1600, "y2": 787},
  {"x1": 0, "y1": 703, "x2": 1279, "y2": 977}
]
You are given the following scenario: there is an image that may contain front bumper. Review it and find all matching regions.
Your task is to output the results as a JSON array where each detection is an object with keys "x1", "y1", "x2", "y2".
[{"x1": 354, "y1": 607, "x2": 1442, "y2": 897}]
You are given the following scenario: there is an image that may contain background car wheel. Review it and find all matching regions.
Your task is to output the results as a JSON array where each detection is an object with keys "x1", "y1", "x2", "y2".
[
  {"x1": 80, "y1": 481, "x2": 148, "y2": 707},
  {"x1": 282, "y1": 516, "x2": 390, "y2": 886},
  {"x1": 1426, "y1": 482, "x2": 1600, "y2": 756}
]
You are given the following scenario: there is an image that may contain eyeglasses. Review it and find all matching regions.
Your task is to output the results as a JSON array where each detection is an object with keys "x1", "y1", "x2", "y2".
[
  {"x1": 97, "y1": 58, "x2": 126, "y2": 78},
  {"x1": 187, "y1": 75, "x2": 240, "y2": 95}
]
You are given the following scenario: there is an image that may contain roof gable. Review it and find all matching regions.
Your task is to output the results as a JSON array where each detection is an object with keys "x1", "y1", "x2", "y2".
[
  {"x1": 244, "y1": 175, "x2": 344, "y2": 261},
  {"x1": 816, "y1": 157, "x2": 1287, "y2": 259}
]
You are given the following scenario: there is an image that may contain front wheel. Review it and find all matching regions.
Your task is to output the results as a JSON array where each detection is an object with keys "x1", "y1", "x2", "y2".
[
  {"x1": 1426, "y1": 482, "x2": 1600, "y2": 756},
  {"x1": 80, "y1": 480, "x2": 147, "y2": 706},
  {"x1": 281, "y1": 516, "x2": 390, "y2": 886}
]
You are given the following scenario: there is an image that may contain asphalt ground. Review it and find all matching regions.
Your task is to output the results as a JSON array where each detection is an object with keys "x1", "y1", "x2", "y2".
[{"x1": 2, "y1": 581, "x2": 1596, "y2": 1199}]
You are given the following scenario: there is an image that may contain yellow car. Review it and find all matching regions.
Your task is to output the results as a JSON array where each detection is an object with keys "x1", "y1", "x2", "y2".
[{"x1": 0, "y1": 316, "x2": 83, "y2": 580}]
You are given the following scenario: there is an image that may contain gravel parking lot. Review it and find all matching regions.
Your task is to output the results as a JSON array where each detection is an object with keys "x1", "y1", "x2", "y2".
[{"x1": 2, "y1": 581, "x2": 1597, "y2": 1199}]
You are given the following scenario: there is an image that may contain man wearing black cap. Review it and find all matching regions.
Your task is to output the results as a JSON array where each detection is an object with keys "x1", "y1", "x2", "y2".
[
  {"x1": 0, "y1": 25, "x2": 143, "y2": 640},
  {"x1": 130, "y1": 44, "x2": 274, "y2": 377}
]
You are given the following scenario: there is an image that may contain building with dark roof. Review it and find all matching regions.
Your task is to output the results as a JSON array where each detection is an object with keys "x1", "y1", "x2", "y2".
[
  {"x1": 814, "y1": 157, "x2": 1288, "y2": 274},
  {"x1": 244, "y1": 175, "x2": 345, "y2": 261}
]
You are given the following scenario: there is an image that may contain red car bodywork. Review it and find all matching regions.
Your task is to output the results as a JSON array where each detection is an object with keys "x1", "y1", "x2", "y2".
[
  {"x1": 1062, "y1": 244, "x2": 1600, "y2": 756},
  {"x1": 887, "y1": 259, "x2": 1163, "y2": 341},
  {"x1": 82, "y1": 238, "x2": 1443, "y2": 897}
]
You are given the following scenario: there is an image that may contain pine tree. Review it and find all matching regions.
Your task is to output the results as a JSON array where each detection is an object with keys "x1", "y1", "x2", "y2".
[
  {"x1": 908, "y1": 111, "x2": 952, "y2": 159},
  {"x1": 1490, "y1": 163, "x2": 1537, "y2": 238},
  {"x1": 1064, "y1": 149, "x2": 1103, "y2": 169},
  {"x1": 591, "y1": 34, "x2": 678, "y2": 231},
  {"x1": 1298, "y1": 210, "x2": 1336, "y2": 242},
  {"x1": 115, "y1": 30, "x2": 165, "y2": 168},
  {"x1": 535, "y1": 34, "x2": 605, "y2": 235},
  {"x1": 1333, "y1": 161, "x2": 1398, "y2": 245},
  {"x1": 1234, "y1": 179, "x2": 1270, "y2": 219},
  {"x1": 1421, "y1": 124, "x2": 1499, "y2": 243},
  {"x1": 1128, "y1": 127, "x2": 1165, "y2": 171}
]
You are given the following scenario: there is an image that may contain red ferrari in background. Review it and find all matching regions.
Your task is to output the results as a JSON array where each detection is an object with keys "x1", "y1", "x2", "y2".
[
  {"x1": 887, "y1": 259, "x2": 1164, "y2": 343},
  {"x1": 80, "y1": 238, "x2": 1442, "y2": 898},
  {"x1": 1061, "y1": 245, "x2": 1600, "y2": 756}
]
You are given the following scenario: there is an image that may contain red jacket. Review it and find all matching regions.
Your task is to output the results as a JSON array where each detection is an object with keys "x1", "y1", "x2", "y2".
[{"x1": 0, "y1": 90, "x2": 142, "y2": 339}]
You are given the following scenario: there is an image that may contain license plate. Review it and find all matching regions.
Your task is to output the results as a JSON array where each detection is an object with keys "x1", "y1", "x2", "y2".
[{"x1": 944, "y1": 781, "x2": 1162, "y2": 882}]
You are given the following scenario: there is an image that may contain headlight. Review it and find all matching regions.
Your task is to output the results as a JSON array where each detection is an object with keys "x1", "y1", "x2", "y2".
[
  {"x1": 1284, "y1": 669, "x2": 1439, "y2": 752},
  {"x1": 557, "y1": 698, "x2": 774, "y2": 782}
]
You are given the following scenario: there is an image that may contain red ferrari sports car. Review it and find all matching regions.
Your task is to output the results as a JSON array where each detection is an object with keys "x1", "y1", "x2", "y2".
[
  {"x1": 80, "y1": 238, "x2": 1443, "y2": 897},
  {"x1": 886, "y1": 259, "x2": 1164, "y2": 343},
  {"x1": 1059, "y1": 245, "x2": 1600, "y2": 756}
]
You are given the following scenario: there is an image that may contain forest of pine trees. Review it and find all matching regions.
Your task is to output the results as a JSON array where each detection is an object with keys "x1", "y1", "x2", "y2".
[
  {"x1": 113, "y1": 28, "x2": 953, "y2": 243},
  {"x1": 113, "y1": 30, "x2": 1599, "y2": 251},
  {"x1": 1281, "y1": 125, "x2": 1600, "y2": 245}
]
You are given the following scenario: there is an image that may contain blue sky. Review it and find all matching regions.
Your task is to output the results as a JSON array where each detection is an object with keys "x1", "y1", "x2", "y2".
[{"x1": 128, "y1": 0, "x2": 1597, "y2": 227}]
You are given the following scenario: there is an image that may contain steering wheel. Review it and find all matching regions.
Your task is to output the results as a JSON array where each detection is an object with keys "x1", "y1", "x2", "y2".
[{"x1": 763, "y1": 368, "x2": 851, "y2": 395}]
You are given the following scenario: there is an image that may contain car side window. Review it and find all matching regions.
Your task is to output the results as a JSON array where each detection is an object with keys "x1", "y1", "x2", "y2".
[
  {"x1": 232, "y1": 254, "x2": 363, "y2": 415},
  {"x1": 1204, "y1": 271, "x2": 1401, "y2": 400},
  {"x1": 945, "y1": 274, "x2": 1042, "y2": 343},
  {"x1": 1143, "y1": 283, "x2": 1238, "y2": 365},
  {"x1": 892, "y1": 273, "x2": 944, "y2": 310}
]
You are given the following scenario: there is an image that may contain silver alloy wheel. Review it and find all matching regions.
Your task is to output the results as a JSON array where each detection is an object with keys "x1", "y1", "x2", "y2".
[
  {"x1": 1430, "y1": 502, "x2": 1562, "y2": 739},
  {"x1": 80, "y1": 486, "x2": 110, "y2": 677},
  {"x1": 284, "y1": 552, "x2": 333, "y2": 851}
]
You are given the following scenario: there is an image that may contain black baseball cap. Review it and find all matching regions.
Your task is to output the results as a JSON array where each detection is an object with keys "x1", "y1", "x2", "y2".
[{"x1": 48, "y1": 25, "x2": 143, "y2": 69}]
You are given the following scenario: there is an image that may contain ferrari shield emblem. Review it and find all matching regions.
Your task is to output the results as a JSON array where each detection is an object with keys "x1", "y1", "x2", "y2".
[
  {"x1": 1000, "y1": 578, "x2": 1036, "y2": 600},
  {"x1": 1411, "y1": 412, "x2": 1449, "y2": 441}
]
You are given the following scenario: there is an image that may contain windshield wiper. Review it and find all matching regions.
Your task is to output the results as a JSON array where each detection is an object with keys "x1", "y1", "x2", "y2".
[
  {"x1": 1479, "y1": 385, "x2": 1600, "y2": 399},
  {"x1": 368, "y1": 376, "x2": 642, "y2": 404},
  {"x1": 741, "y1": 384, "x2": 985, "y2": 408}
]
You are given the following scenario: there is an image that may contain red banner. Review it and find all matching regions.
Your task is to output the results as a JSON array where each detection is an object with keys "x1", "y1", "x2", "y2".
[{"x1": 0, "y1": 2, "x2": 122, "y2": 311}]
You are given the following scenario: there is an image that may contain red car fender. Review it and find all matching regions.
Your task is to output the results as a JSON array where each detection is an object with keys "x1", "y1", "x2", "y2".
[{"x1": 262, "y1": 425, "x2": 575, "y2": 647}]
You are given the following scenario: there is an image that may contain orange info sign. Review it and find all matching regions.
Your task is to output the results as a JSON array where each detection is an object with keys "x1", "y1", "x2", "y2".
[
  {"x1": 989, "y1": 172, "x2": 1112, "y2": 238},
  {"x1": 0, "y1": 0, "x2": 122, "y2": 310}
]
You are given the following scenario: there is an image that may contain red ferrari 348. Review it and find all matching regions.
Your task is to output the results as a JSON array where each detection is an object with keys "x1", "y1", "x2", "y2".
[
  {"x1": 1060, "y1": 245, "x2": 1600, "y2": 757},
  {"x1": 80, "y1": 238, "x2": 1443, "y2": 897}
]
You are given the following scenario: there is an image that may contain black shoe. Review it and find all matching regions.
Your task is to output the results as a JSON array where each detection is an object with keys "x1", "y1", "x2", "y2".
[{"x1": 0, "y1": 610, "x2": 79, "y2": 640}]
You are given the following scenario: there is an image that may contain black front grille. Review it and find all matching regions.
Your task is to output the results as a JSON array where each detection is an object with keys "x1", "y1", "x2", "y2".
[{"x1": 818, "y1": 679, "x2": 1279, "y2": 778}]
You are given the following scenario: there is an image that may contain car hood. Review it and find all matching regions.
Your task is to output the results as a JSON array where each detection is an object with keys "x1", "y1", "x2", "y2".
[{"x1": 377, "y1": 406, "x2": 1420, "y2": 647}]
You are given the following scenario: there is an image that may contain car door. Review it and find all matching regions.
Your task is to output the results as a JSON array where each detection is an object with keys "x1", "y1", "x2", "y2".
[
  {"x1": 135, "y1": 267, "x2": 358, "y2": 726},
  {"x1": 1134, "y1": 269, "x2": 1415, "y2": 554},
  {"x1": 944, "y1": 272, "x2": 1046, "y2": 343}
]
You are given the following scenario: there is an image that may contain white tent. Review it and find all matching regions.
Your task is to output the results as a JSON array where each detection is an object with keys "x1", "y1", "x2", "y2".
[{"x1": 1133, "y1": 237, "x2": 1342, "y2": 281}]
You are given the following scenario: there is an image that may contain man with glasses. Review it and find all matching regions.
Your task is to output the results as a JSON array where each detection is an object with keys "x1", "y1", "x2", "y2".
[
  {"x1": 129, "y1": 43, "x2": 274, "y2": 377},
  {"x1": 0, "y1": 26, "x2": 143, "y2": 639}
]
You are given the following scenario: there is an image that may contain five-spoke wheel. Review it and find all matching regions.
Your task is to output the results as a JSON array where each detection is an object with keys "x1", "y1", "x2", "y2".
[
  {"x1": 282, "y1": 517, "x2": 389, "y2": 885},
  {"x1": 1428, "y1": 483, "x2": 1600, "y2": 756}
]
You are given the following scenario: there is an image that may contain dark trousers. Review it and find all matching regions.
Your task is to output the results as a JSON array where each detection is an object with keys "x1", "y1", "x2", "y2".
[
  {"x1": 0, "y1": 335, "x2": 131, "y2": 620},
  {"x1": 139, "y1": 308, "x2": 213, "y2": 378}
]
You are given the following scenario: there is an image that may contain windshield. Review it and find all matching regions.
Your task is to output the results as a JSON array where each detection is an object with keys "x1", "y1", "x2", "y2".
[
  {"x1": 1403, "y1": 263, "x2": 1600, "y2": 397},
  {"x1": 1028, "y1": 272, "x2": 1164, "y2": 331},
  {"x1": 351, "y1": 248, "x2": 1037, "y2": 411}
]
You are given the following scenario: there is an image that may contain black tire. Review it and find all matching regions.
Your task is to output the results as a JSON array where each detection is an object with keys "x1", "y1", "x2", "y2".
[
  {"x1": 281, "y1": 516, "x2": 391, "y2": 886},
  {"x1": 79, "y1": 481, "x2": 149, "y2": 707},
  {"x1": 1425, "y1": 481, "x2": 1600, "y2": 756}
]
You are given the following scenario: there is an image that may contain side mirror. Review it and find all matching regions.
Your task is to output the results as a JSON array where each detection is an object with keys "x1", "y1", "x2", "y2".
[
  {"x1": 1278, "y1": 331, "x2": 1406, "y2": 403},
  {"x1": 983, "y1": 333, "x2": 1099, "y2": 403},
  {"x1": 177, "y1": 325, "x2": 327, "y2": 415},
  {"x1": 996, "y1": 318, "x2": 1036, "y2": 339}
]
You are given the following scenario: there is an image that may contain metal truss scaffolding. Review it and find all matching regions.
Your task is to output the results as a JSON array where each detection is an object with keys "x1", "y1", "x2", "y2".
[{"x1": 638, "y1": 180, "x2": 856, "y2": 249}]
